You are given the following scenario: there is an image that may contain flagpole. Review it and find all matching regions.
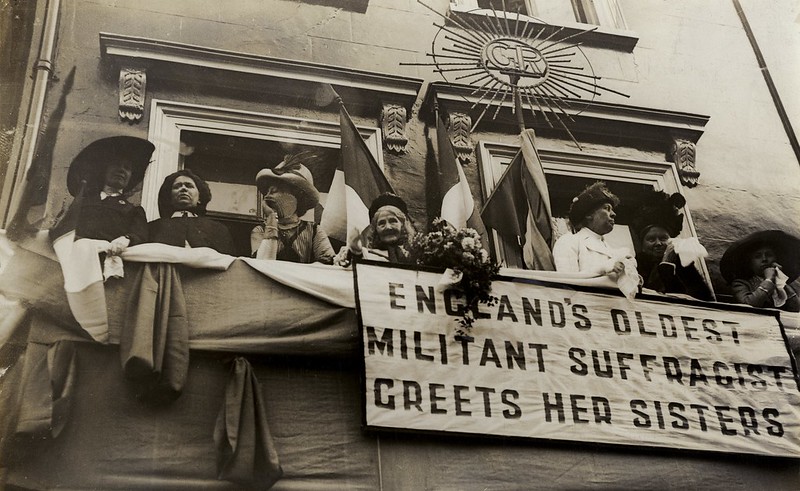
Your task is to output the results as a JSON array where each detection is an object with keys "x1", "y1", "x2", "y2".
[{"x1": 511, "y1": 77, "x2": 526, "y2": 133}]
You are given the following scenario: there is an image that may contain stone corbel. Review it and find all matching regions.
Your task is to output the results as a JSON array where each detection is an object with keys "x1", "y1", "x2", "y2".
[
  {"x1": 448, "y1": 112, "x2": 473, "y2": 164},
  {"x1": 381, "y1": 103, "x2": 408, "y2": 154},
  {"x1": 669, "y1": 134, "x2": 699, "y2": 187},
  {"x1": 118, "y1": 68, "x2": 146, "y2": 123}
]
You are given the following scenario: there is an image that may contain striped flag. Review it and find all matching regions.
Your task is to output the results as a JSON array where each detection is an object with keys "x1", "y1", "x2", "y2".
[
  {"x1": 481, "y1": 129, "x2": 555, "y2": 271},
  {"x1": 320, "y1": 97, "x2": 394, "y2": 242},
  {"x1": 49, "y1": 185, "x2": 109, "y2": 343},
  {"x1": 429, "y1": 114, "x2": 488, "y2": 238}
]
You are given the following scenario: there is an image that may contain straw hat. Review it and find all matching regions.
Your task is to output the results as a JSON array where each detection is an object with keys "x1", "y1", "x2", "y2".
[
  {"x1": 67, "y1": 136, "x2": 154, "y2": 196},
  {"x1": 255, "y1": 154, "x2": 320, "y2": 215},
  {"x1": 720, "y1": 230, "x2": 800, "y2": 283}
]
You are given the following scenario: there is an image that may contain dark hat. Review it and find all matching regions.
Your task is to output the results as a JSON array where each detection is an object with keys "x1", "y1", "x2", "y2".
[
  {"x1": 720, "y1": 230, "x2": 800, "y2": 283},
  {"x1": 67, "y1": 136, "x2": 155, "y2": 196},
  {"x1": 255, "y1": 153, "x2": 320, "y2": 216},
  {"x1": 631, "y1": 190, "x2": 686, "y2": 238},
  {"x1": 568, "y1": 182, "x2": 620, "y2": 227},
  {"x1": 369, "y1": 192, "x2": 408, "y2": 221}
]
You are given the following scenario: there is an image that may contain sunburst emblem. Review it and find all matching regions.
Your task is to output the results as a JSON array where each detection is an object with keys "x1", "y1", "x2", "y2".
[{"x1": 405, "y1": 1, "x2": 630, "y2": 146}]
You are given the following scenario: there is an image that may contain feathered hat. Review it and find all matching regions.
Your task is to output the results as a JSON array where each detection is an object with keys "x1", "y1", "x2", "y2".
[
  {"x1": 255, "y1": 153, "x2": 320, "y2": 216},
  {"x1": 568, "y1": 181, "x2": 619, "y2": 227},
  {"x1": 630, "y1": 190, "x2": 686, "y2": 238}
]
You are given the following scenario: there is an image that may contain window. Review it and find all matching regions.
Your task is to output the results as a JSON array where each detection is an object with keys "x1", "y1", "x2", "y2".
[
  {"x1": 450, "y1": 0, "x2": 627, "y2": 30},
  {"x1": 477, "y1": 141, "x2": 712, "y2": 287},
  {"x1": 144, "y1": 99, "x2": 384, "y2": 256}
]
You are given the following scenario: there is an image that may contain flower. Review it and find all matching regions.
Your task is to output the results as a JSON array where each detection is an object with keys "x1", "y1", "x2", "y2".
[{"x1": 406, "y1": 218, "x2": 499, "y2": 336}]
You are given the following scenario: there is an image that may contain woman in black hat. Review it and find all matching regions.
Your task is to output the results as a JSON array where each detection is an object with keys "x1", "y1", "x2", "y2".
[
  {"x1": 68, "y1": 136, "x2": 154, "y2": 255},
  {"x1": 720, "y1": 230, "x2": 800, "y2": 311},
  {"x1": 553, "y1": 182, "x2": 628, "y2": 278},
  {"x1": 250, "y1": 154, "x2": 334, "y2": 264},
  {"x1": 335, "y1": 192, "x2": 416, "y2": 266},
  {"x1": 631, "y1": 190, "x2": 712, "y2": 300},
  {"x1": 148, "y1": 169, "x2": 236, "y2": 255}
]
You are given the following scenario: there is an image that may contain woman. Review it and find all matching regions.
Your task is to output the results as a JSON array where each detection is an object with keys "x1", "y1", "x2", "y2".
[
  {"x1": 336, "y1": 192, "x2": 416, "y2": 266},
  {"x1": 720, "y1": 230, "x2": 800, "y2": 311},
  {"x1": 67, "y1": 136, "x2": 155, "y2": 253},
  {"x1": 250, "y1": 154, "x2": 334, "y2": 264},
  {"x1": 148, "y1": 169, "x2": 236, "y2": 255},
  {"x1": 631, "y1": 190, "x2": 712, "y2": 300},
  {"x1": 553, "y1": 182, "x2": 627, "y2": 277}
]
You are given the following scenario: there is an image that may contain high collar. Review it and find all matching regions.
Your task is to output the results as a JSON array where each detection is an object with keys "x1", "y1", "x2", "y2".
[{"x1": 171, "y1": 211, "x2": 198, "y2": 218}]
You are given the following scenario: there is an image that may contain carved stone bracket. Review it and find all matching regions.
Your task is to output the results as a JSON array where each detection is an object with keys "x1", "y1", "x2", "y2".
[
  {"x1": 381, "y1": 103, "x2": 408, "y2": 154},
  {"x1": 448, "y1": 112, "x2": 473, "y2": 164},
  {"x1": 118, "y1": 68, "x2": 146, "y2": 123},
  {"x1": 669, "y1": 136, "x2": 699, "y2": 187}
]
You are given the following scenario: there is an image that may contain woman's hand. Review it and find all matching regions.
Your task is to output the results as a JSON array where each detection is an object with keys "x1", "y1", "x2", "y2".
[
  {"x1": 108, "y1": 235, "x2": 130, "y2": 256},
  {"x1": 662, "y1": 240, "x2": 678, "y2": 264},
  {"x1": 764, "y1": 264, "x2": 781, "y2": 282}
]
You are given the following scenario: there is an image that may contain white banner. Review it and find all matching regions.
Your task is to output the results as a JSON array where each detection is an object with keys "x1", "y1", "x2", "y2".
[{"x1": 355, "y1": 263, "x2": 800, "y2": 457}]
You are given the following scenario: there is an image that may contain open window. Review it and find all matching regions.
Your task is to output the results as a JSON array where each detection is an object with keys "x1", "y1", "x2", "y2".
[
  {"x1": 477, "y1": 141, "x2": 713, "y2": 292},
  {"x1": 144, "y1": 99, "x2": 383, "y2": 257}
]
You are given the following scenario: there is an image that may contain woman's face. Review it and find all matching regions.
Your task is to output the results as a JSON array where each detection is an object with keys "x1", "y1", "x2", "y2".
[
  {"x1": 262, "y1": 181, "x2": 298, "y2": 218},
  {"x1": 584, "y1": 203, "x2": 615, "y2": 235},
  {"x1": 749, "y1": 246, "x2": 777, "y2": 277},
  {"x1": 103, "y1": 160, "x2": 133, "y2": 191},
  {"x1": 170, "y1": 175, "x2": 200, "y2": 211},
  {"x1": 374, "y1": 207, "x2": 403, "y2": 245},
  {"x1": 641, "y1": 226, "x2": 671, "y2": 260}
]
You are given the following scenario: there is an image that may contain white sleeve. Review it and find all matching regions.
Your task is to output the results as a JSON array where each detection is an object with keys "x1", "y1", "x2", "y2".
[{"x1": 552, "y1": 234, "x2": 580, "y2": 273}]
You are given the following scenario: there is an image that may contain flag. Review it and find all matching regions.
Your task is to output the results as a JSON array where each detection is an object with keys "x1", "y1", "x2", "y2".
[
  {"x1": 481, "y1": 129, "x2": 555, "y2": 270},
  {"x1": 429, "y1": 114, "x2": 488, "y2": 238},
  {"x1": 49, "y1": 184, "x2": 109, "y2": 343},
  {"x1": 320, "y1": 94, "x2": 394, "y2": 242},
  {"x1": 6, "y1": 67, "x2": 76, "y2": 242}
]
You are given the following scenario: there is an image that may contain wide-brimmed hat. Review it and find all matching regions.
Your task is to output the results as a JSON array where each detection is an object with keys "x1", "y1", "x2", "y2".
[
  {"x1": 369, "y1": 192, "x2": 408, "y2": 221},
  {"x1": 630, "y1": 190, "x2": 686, "y2": 238},
  {"x1": 67, "y1": 136, "x2": 155, "y2": 196},
  {"x1": 568, "y1": 182, "x2": 620, "y2": 227},
  {"x1": 720, "y1": 230, "x2": 800, "y2": 283},
  {"x1": 255, "y1": 154, "x2": 319, "y2": 215}
]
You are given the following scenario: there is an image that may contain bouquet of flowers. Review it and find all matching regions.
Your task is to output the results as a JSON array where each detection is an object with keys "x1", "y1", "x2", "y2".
[{"x1": 406, "y1": 218, "x2": 499, "y2": 336}]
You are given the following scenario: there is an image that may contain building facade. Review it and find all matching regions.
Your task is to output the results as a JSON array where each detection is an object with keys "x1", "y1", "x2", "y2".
[{"x1": 1, "y1": 0, "x2": 800, "y2": 488}]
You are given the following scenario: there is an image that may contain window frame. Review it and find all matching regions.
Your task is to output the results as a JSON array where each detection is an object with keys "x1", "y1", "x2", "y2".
[
  {"x1": 450, "y1": 0, "x2": 627, "y2": 30},
  {"x1": 144, "y1": 99, "x2": 384, "y2": 221},
  {"x1": 476, "y1": 140, "x2": 714, "y2": 293}
]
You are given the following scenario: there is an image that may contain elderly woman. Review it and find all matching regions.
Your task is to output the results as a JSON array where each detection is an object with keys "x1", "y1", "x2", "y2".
[
  {"x1": 250, "y1": 154, "x2": 334, "y2": 264},
  {"x1": 148, "y1": 169, "x2": 236, "y2": 255},
  {"x1": 336, "y1": 193, "x2": 416, "y2": 266},
  {"x1": 631, "y1": 190, "x2": 712, "y2": 300},
  {"x1": 720, "y1": 230, "x2": 800, "y2": 312},
  {"x1": 553, "y1": 182, "x2": 628, "y2": 278},
  {"x1": 67, "y1": 136, "x2": 155, "y2": 253}
]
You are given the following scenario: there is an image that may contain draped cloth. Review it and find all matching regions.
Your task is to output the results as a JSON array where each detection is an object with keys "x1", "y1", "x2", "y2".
[
  {"x1": 214, "y1": 357, "x2": 283, "y2": 489},
  {"x1": 14, "y1": 340, "x2": 77, "y2": 438},
  {"x1": 119, "y1": 262, "x2": 189, "y2": 403}
]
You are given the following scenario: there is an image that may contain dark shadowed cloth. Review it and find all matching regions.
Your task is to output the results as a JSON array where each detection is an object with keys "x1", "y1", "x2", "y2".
[
  {"x1": 149, "y1": 216, "x2": 235, "y2": 256},
  {"x1": 76, "y1": 194, "x2": 148, "y2": 245},
  {"x1": 13, "y1": 341, "x2": 77, "y2": 438},
  {"x1": 120, "y1": 262, "x2": 189, "y2": 403},
  {"x1": 214, "y1": 357, "x2": 283, "y2": 489}
]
